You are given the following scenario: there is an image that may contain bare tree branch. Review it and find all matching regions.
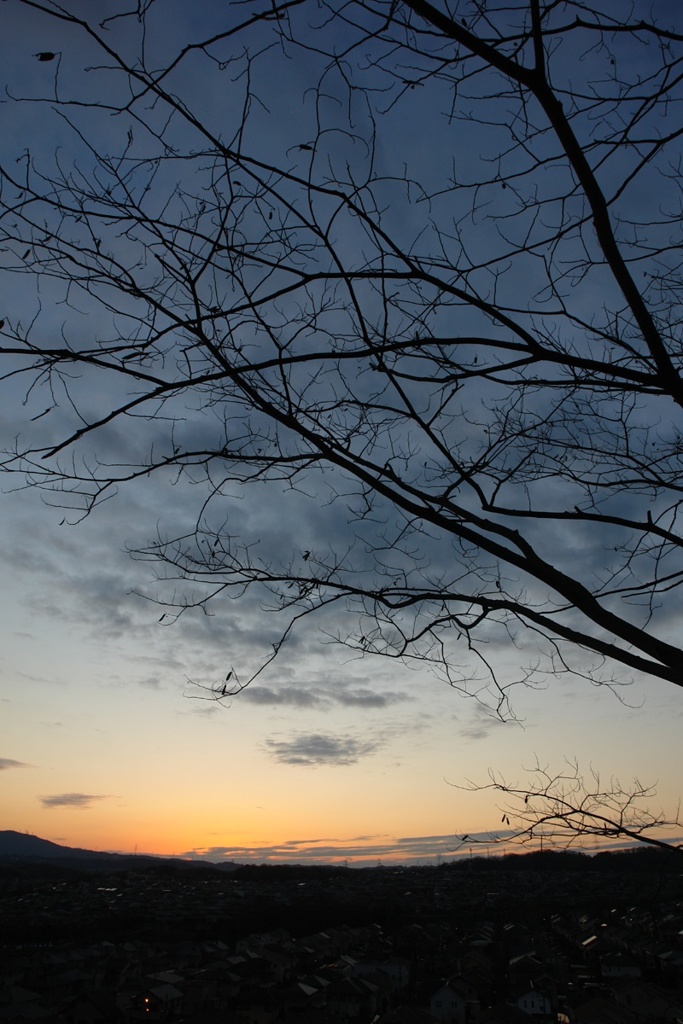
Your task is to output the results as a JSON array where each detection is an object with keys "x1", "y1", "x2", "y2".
[{"x1": 456, "y1": 758, "x2": 682, "y2": 857}]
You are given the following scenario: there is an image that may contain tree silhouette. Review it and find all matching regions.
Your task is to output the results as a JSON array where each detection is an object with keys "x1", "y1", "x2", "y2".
[
  {"x1": 1, "y1": 0, "x2": 683, "y2": 737},
  {"x1": 456, "y1": 759, "x2": 682, "y2": 858}
]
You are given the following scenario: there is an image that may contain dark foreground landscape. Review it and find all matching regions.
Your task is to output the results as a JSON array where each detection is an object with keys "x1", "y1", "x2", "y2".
[{"x1": 1, "y1": 831, "x2": 682, "y2": 1024}]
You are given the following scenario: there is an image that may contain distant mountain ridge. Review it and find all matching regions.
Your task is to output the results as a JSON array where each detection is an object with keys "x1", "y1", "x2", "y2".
[
  {"x1": 0, "y1": 830, "x2": 236, "y2": 875},
  {"x1": 0, "y1": 830, "x2": 100, "y2": 859}
]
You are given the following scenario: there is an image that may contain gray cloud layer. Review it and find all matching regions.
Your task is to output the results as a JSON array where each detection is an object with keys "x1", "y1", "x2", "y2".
[
  {"x1": 40, "y1": 793, "x2": 108, "y2": 809},
  {"x1": 458, "y1": 703, "x2": 513, "y2": 742},
  {"x1": 182, "y1": 830, "x2": 507, "y2": 865},
  {"x1": 0, "y1": 758, "x2": 29, "y2": 770},
  {"x1": 264, "y1": 731, "x2": 382, "y2": 766},
  {"x1": 242, "y1": 684, "x2": 411, "y2": 710}
]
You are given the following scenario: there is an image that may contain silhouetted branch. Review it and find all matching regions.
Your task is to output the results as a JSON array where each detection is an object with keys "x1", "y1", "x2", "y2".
[{"x1": 456, "y1": 758, "x2": 683, "y2": 856}]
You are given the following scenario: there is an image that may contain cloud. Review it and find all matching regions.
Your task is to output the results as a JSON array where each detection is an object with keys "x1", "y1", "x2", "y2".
[
  {"x1": 242, "y1": 686, "x2": 325, "y2": 708},
  {"x1": 40, "y1": 793, "x2": 108, "y2": 809},
  {"x1": 241, "y1": 683, "x2": 412, "y2": 710},
  {"x1": 183, "y1": 705, "x2": 220, "y2": 718},
  {"x1": 264, "y1": 731, "x2": 382, "y2": 766},
  {"x1": 458, "y1": 703, "x2": 513, "y2": 742},
  {"x1": 0, "y1": 758, "x2": 29, "y2": 770},
  {"x1": 138, "y1": 674, "x2": 162, "y2": 690},
  {"x1": 459, "y1": 723, "x2": 499, "y2": 741},
  {"x1": 180, "y1": 830, "x2": 509, "y2": 865},
  {"x1": 335, "y1": 687, "x2": 409, "y2": 708}
]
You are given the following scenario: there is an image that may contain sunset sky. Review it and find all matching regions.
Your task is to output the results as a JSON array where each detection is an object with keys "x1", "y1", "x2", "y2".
[
  {"x1": 2, "y1": 481, "x2": 681, "y2": 864},
  {"x1": 1, "y1": 0, "x2": 682, "y2": 866}
]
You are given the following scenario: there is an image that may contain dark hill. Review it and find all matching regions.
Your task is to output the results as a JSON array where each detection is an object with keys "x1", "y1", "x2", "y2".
[
  {"x1": 0, "y1": 830, "x2": 97, "y2": 859},
  {"x1": 0, "y1": 830, "x2": 236, "y2": 877}
]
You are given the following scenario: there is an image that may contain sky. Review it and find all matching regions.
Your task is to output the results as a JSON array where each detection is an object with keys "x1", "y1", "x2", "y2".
[
  {"x1": 2, "y1": 481, "x2": 680, "y2": 864},
  {"x1": 1, "y1": 0, "x2": 682, "y2": 866}
]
